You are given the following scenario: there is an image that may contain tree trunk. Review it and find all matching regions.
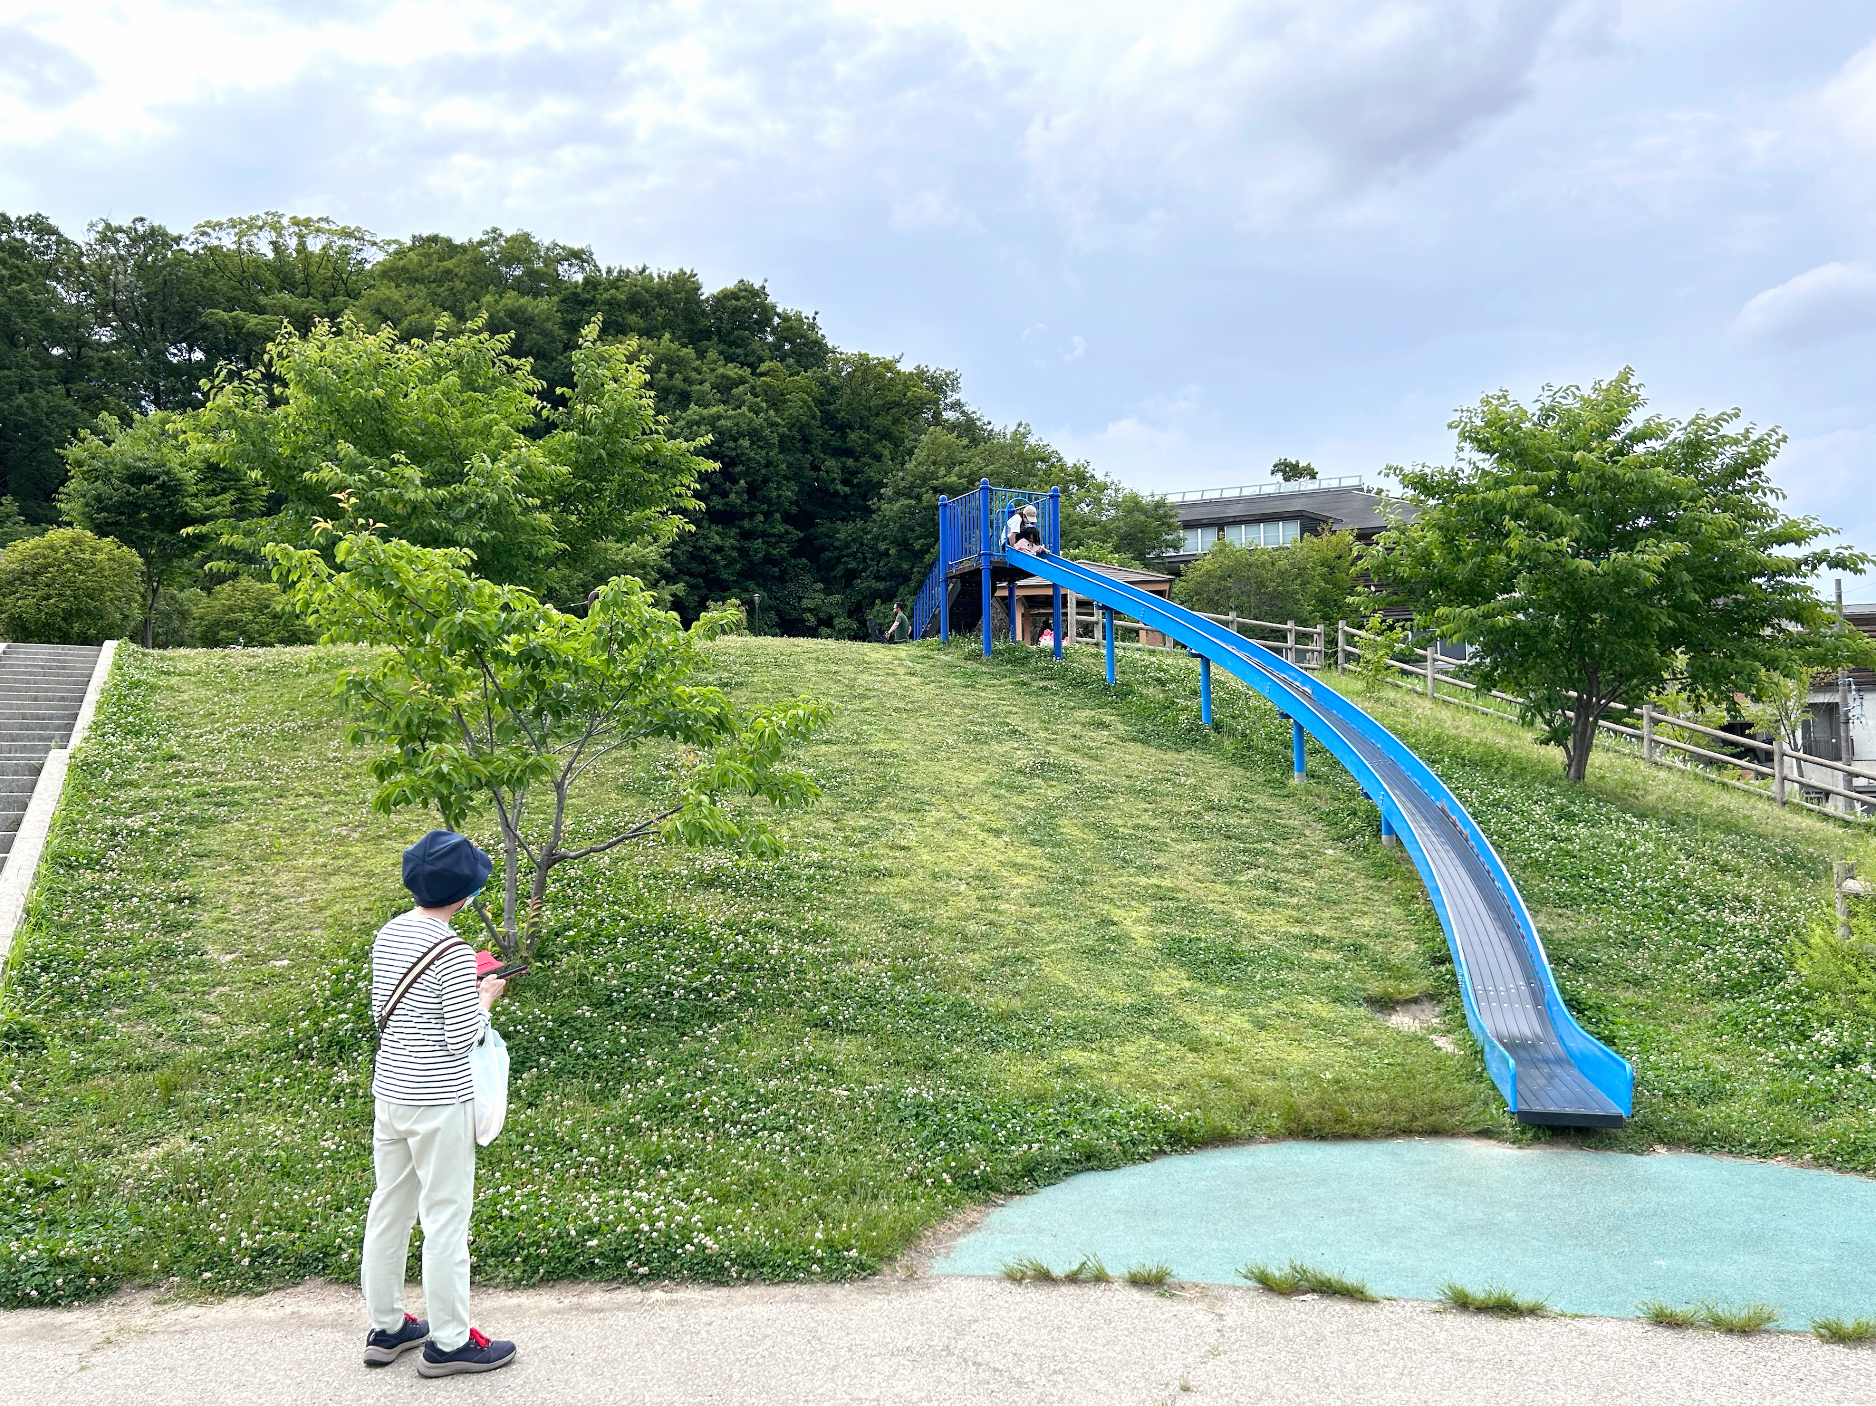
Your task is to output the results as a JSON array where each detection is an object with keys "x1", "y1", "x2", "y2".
[
  {"x1": 501, "y1": 824, "x2": 521, "y2": 959},
  {"x1": 1564, "y1": 704, "x2": 1599, "y2": 782}
]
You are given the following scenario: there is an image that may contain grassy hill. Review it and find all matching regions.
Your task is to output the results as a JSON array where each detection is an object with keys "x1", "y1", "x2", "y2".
[{"x1": 1, "y1": 635, "x2": 1870, "y2": 1307}]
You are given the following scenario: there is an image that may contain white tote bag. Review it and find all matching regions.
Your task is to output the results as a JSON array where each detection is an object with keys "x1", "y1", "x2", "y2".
[{"x1": 469, "y1": 1025, "x2": 510, "y2": 1146}]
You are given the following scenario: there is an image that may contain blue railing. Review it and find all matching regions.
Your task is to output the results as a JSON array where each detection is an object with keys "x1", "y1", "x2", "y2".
[{"x1": 910, "y1": 481, "x2": 1063, "y2": 641}]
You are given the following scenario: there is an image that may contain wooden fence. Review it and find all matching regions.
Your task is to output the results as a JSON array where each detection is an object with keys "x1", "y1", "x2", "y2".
[
  {"x1": 1060, "y1": 596, "x2": 1325, "y2": 667},
  {"x1": 1336, "y1": 621, "x2": 1875, "y2": 825}
]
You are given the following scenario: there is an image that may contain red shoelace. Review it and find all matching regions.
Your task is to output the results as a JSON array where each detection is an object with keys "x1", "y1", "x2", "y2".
[{"x1": 468, "y1": 1328, "x2": 491, "y2": 1349}]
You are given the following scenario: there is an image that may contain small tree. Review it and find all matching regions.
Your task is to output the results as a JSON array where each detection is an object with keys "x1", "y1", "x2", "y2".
[
  {"x1": 1271, "y1": 457, "x2": 1317, "y2": 482},
  {"x1": 1172, "y1": 531, "x2": 1357, "y2": 626},
  {"x1": 1369, "y1": 371, "x2": 1875, "y2": 781},
  {"x1": 59, "y1": 413, "x2": 210, "y2": 648},
  {"x1": 0, "y1": 528, "x2": 141, "y2": 644},
  {"x1": 269, "y1": 528, "x2": 828, "y2": 961},
  {"x1": 1105, "y1": 491, "x2": 1182, "y2": 568}
]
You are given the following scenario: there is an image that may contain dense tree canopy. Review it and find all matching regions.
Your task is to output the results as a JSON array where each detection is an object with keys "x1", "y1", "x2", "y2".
[{"x1": 0, "y1": 206, "x2": 1173, "y2": 638}]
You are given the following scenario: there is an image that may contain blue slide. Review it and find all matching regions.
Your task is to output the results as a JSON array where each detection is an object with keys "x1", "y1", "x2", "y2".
[{"x1": 915, "y1": 483, "x2": 1631, "y2": 1127}]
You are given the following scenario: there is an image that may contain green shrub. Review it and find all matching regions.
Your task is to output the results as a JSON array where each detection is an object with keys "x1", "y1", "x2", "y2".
[
  {"x1": 1794, "y1": 899, "x2": 1876, "y2": 1020},
  {"x1": 188, "y1": 579, "x2": 314, "y2": 648},
  {"x1": 0, "y1": 528, "x2": 141, "y2": 644}
]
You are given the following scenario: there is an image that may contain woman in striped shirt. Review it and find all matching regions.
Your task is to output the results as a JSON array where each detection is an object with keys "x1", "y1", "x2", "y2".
[{"x1": 359, "y1": 829, "x2": 517, "y2": 1377}]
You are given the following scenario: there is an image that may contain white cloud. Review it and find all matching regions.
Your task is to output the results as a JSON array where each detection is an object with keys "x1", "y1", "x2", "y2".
[
  {"x1": 1731, "y1": 262, "x2": 1876, "y2": 347},
  {"x1": 0, "y1": 1, "x2": 1575, "y2": 241}
]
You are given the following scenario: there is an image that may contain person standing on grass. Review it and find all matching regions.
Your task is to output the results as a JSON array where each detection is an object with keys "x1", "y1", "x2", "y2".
[
  {"x1": 886, "y1": 601, "x2": 910, "y2": 642},
  {"x1": 360, "y1": 829, "x2": 517, "y2": 1378}
]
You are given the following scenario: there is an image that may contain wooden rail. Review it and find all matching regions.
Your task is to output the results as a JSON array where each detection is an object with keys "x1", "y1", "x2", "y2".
[
  {"x1": 1059, "y1": 598, "x2": 1326, "y2": 668},
  {"x1": 1337, "y1": 621, "x2": 1873, "y2": 824}
]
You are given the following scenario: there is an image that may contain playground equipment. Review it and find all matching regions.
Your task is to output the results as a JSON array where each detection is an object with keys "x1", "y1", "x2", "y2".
[{"x1": 910, "y1": 482, "x2": 1631, "y2": 1128}]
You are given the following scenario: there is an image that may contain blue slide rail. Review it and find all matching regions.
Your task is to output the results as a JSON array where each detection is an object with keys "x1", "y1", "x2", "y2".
[{"x1": 918, "y1": 484, "x2": 1631, "y2": 1127}]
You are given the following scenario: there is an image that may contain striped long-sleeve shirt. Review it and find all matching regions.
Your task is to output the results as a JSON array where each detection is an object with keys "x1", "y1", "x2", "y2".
[{"x1": 370, "y1": 911, "x2": 488, "y2": 1105}]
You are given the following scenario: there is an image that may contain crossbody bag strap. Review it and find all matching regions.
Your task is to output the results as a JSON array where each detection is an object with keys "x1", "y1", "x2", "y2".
[{"x1": 375, "y1": 934, "x2": 465, "y2": 1034}]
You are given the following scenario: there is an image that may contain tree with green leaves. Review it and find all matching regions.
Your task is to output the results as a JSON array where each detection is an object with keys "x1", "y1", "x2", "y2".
[
  {"x1": 268, "y1": 528, "x2": 828, "y2": 961},
  {"x1": 1368, "y1": 370, "x2": 1875, "y2": 781},
  {"x1": 1104, "y1": 491, "x2": 1182, "y2": 568},
  {"x1": 195, "y1": 314, "x2": 708, "y2": 601},
  {"x1": 1172, "y1": 530, "x2": 1357, "y2": 626},
  {"x1": 1, "y1": 213, "x2": 127, "y2": 523},
  {"x1": 1271, "y1": 457, "x2": 1317, "y2": 482},
  {"x1": 59, "y1": 413, "x2": 215, "y2": 647}
]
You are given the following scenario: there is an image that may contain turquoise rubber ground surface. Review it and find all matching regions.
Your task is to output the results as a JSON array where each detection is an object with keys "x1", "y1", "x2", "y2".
[{"x1": 933, "y1": 1138, "x2": 1876, "y2": 1324}]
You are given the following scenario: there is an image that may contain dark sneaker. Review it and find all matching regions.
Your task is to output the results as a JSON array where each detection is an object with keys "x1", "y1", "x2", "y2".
[
  {"x1": 416, "y1": 1327, "x2": 517, "y2": 1377},
  {"x1": 363, "y1": 1313, "x2": 430, "y2": 1367}
]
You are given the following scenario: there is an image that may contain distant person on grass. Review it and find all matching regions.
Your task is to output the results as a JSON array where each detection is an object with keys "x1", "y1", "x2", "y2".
[
  {"x1": 360, "y1": 830, "x2": 517, "y2": 1378},
  {"x1": 1006, "y1": 502, "x2": 1044, "y2": 554},
  {"x1": 885, "y1": 601, "x2": 910, "y2": 642}
]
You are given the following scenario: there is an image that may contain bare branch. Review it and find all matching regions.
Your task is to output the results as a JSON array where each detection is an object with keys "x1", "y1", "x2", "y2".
[{"x1": 550, "y1": 804, "x2": 684, "y2": 865}]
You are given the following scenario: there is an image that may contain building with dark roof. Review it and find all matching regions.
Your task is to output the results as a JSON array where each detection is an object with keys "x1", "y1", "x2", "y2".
[{"x1": 1162, "y1": 476, "x2": 1408, "y2": 568}]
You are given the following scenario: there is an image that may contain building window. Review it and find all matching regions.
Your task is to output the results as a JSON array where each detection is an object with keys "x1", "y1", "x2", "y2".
[{"x1": 1182, "y1": 520, "x2": 1302, "y2": 552}]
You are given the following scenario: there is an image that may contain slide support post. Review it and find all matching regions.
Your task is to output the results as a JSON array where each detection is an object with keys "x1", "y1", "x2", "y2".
[
  {"x1": 1200, "y1": 655, "x2": 1212, "y2": 727},
  {"x1": 1104, "y1": 608, "x2": 1116, "y2": 685},
  {"x1": 1380, "y1": 809, "x2": 1397, "y2": 848},
  {"x1": 937, "y1": 495, "x2": 950, "y2": 643},
  {"x1": 1052, "y1": 586, "x2": 1063, "y2": 660},
  {"x1": 980, "y1": 479, "x2": 993, "y2": 658},
  {"x1": 1008, "y1": 577, "x2": 1018, "y2": 646},
  {"x1": 1293, "y1": 718, "x2": 1305, "y2": 781}
]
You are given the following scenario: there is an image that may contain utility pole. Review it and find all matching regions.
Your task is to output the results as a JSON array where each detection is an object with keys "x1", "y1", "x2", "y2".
[{"x1": 1839, "y1": 578, "x2": 1852, "y2": 814}]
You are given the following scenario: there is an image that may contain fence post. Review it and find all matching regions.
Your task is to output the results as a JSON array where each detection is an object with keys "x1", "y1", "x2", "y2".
[
  {"x1": 1337, "y1": 620, "x2": 1347, "y2": 674},
  {"x1": 1837, "y1": 861, "x2": 1858, "y2": 942},
  {"x1": 1642, "y1": 703, "x2": 1654, "y2": 763},
  {"x1": 1287, "y1": 620, "x2": 1296, "y2": 666},
  {"x1": 1425, "y1": 644, "x2": 1436, "y2": 699},
  {"x1": 1315, "y1": 623, "x2": 1325, "y2": 668},
  {"x1": 1228, "y1": 610, "x2": 1238, "y2": 640},
  {"x1": 1773, "y1": 734, "x2": 1787, "y2": 805}
]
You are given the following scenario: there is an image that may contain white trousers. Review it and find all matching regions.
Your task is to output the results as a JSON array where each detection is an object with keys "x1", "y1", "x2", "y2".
[{"x1": 361, "y1": 1099, "x2": 477, "y2": 1352}]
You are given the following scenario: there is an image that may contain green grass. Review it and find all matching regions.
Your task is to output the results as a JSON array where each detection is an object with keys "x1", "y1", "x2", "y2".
[
  {"x1": 1, "y1": 633, "x2": 1873, "y2": 1308},
  {"x1": 1439, "y1": 1282, "x2": 1549, "y2": 1317},
  {"x1": 1812, "y1": 1316, "x2": 1876, "y2": 1344},
  {"x1": 1641, "y1": 1300, "x2": 1780, "y2": 1332},
  {"x1": 1125, "y1": 1262, "x2": 1173, "y2": 1286},
  {"x1": 1001, "y1": 1253, "x2": 1114, "y2": 1283},
  {"x1": 1240, "y1": 1259, "x2": 1378, "y2": 1301}
]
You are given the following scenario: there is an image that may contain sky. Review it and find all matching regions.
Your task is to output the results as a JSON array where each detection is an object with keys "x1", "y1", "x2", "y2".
[{"x1": 3, "y1": 0, "x2": 1874, "y2": 595}]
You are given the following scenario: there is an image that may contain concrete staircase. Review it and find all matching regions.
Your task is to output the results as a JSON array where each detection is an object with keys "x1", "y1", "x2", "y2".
[{"x1": 0, "y1": 644, "x2": 102, "y2": 876}]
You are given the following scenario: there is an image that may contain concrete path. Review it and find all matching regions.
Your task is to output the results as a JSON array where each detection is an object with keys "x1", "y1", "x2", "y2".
[{"x1": 5, "y1": 1275, "x2": 1872, "y2": 1405}]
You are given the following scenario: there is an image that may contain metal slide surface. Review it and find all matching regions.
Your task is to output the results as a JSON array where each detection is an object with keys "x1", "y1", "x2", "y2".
[{"x1": 1009, "y1": 550, "x2": 1630, "y2": 1127}]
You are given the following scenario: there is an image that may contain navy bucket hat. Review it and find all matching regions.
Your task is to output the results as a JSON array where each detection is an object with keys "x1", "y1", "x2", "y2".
[{"x1": 402, "y1": 830, "x2": 494, "y2": 908}]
